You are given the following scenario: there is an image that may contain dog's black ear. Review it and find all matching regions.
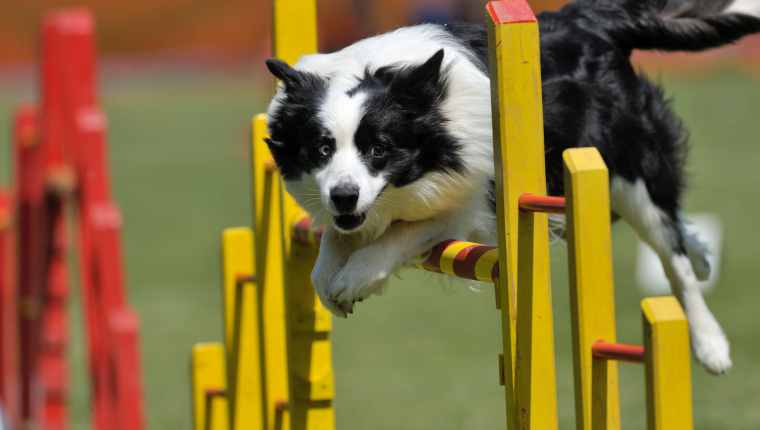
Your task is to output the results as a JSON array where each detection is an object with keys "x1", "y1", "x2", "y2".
[
  {"x1": 266, "y1": 58, "x2": 303, "y2": 89},
  {"x1": 406, "y1": 49, "x2": 445, "y2": 86},
  {"x1": 388, "y1": 49, "x2": 446, "y2": 108}
]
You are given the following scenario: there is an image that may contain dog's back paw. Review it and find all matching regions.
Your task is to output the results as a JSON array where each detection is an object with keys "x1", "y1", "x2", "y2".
[{"x1": 692, "y1": 325, "x2": 732, "y2": 374}]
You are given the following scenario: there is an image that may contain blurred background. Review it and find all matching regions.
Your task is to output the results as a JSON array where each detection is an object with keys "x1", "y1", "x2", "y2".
[{"x1": 1, "y1": 0, "x2": 760, "y2": 429}]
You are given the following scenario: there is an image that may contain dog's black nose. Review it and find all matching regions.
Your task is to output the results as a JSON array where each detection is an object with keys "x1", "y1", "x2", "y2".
[{"x1": 330, "y1": 184, "x2": 359, "y2": 213}]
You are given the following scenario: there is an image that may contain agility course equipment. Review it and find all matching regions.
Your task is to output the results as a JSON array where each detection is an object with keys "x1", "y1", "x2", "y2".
[
  {"x1": 0, "y1": 9, "x2": 145, "y2": 430},
  {"x1": 190, "y1": 0, "x2": 694, "y2": 429}
]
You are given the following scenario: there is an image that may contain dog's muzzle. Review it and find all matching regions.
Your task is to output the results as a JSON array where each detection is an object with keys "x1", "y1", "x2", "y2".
[{"x1": 334, "y1": 213, "x2": 366, "y2": 231}]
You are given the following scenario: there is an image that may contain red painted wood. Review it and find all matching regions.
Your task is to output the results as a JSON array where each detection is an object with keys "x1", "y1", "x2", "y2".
[
  {"x1": 518, "y1": 193, "x2": 567, "y2": 214},
  {"x1": 0, "y1": 191, "x2": 21, "y2": 429},
  {"x1": 487, "y1": 0, "x2": 537, "y2": 25},
  {"x1": 592, "y1": 341, "x2": 645, "y2": 363},
  {"x1": 110, "y1": 308, "x2": 146, "y2": 430},
  {"x1": 14, "y1": 105, "x2": 46, "y2": 424}
]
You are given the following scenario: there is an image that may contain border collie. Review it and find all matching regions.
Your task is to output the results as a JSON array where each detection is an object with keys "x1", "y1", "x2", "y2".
[{"x1": 264, "y1": 0, "x2": 760, "y2": 374}]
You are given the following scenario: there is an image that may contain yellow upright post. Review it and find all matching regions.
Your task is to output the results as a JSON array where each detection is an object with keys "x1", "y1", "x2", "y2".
[
  {"x1": 642, "y1": 297, "x2": 694, "y2": 430},
  {"x1": 191, "y1": 343, "x2": 229, "y2": 430},
  {"x1": 270, "y1": 1, "x2": 336, "y2": 430},
  {"x1": 221, "y1": 228, "x2": 264, "y2": 429},
  {"x1": 563, "y1": 148, "x2": 620, "y2": 430},
  {"x1": 486, "y1": 1, "x2": 554, "y2": 429},
  {"x1": 516, "y1": 210, "x2": 558, "y2": 430}
]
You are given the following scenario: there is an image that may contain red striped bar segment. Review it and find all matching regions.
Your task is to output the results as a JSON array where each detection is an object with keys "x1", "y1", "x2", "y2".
[
  {"x1": 487, "y1": 0, "x2": 537, "y2": 24},
  {"x1": 291, "y1": 217, "x2": 499, "y2": 283},
  {"x1": 518, "y1": 193, "x2": 566, "y2": 214},
  {"x1": 592, "y1": 341, "x2": 645, "y2": 364},
  {"x1": 421, "y1": 240, "x2": 499, "y2": 283}
]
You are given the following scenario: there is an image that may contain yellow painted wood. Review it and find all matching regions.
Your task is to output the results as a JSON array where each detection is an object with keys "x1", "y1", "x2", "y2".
[
  {"x1": 273, "y1": 0, "x2": 318, "y2": 66},
  {"x1": 591, "y1": 357, "x2": 611, "y2": 430},
  {"x1": 221, "y1": 228, "x2": 264, "y2": 429},
  {"x1": 486, "y1": 9, "x2": 550, "y2": 430},
  {"x1": 191, "y1": 343, "x2": 229, "y2": 430},
  {"x1": 271, "y1": 1, "x2": 336, "y2": 429},
  {"x1": 642, "y1": 297, "x2": 694, "y2": 430},
  {"x1": 563, "y1": 148, "x2": 620, "y2": 430},
  {"x1": 251, "y1": 114, "x2": 269, "y2": 237},
  {"x1": 515, "y1": 211, "x2": 558, "y2": 430},
  {"x1": 258, "y1": 167, "x2": 292, "y2": 430}
]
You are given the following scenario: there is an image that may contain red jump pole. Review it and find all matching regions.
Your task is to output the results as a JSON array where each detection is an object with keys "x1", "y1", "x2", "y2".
[
  {"x1": 591, "y1": 341, "x2": 645, "y2": 364},
  {"x1": 14, "y1": 105, "x2": 46, "y2": 427},
  {"x1": 518, "y1": 193, "x2": 566, "y2": 214},
  {"x1": 0, "y1": 191, "x2": 21, "y2": 429}
]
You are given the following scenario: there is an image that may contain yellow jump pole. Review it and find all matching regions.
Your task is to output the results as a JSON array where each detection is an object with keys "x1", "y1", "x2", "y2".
[
  {"x1": 486, "y1": 1, "x2": 556, "y2": 429},
  {"x1": 267, "y1": 1, "x2": 336, "y2": 430},
  {"x1": 191, "y1": 343, "x2": 229, "y2": 430},
  {"x1": 564, "y1": 148, "x2": 620, "y2": 430},
  {"x1": 642, "y1": 297, "x2": 694, "y2": 430},
  {"x1": 221, "y1": 228, "x2": 264, "y2": 429}
]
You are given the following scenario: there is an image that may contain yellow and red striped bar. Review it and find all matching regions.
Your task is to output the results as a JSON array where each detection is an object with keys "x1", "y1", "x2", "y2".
[
  {"x1": 518, "y1": 193, "x2": 566, "y2": 214},
  {"x1": 291, "y1": 218, "x2": 499, "y2": 284},
  {"x1": 591, "y1": 341, "x2": 645, "y2": 364}
]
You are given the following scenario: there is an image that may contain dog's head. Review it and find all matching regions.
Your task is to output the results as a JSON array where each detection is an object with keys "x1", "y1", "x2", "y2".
[{"x1": 264, "y1": 49, "x2": 464, "y2": 236}]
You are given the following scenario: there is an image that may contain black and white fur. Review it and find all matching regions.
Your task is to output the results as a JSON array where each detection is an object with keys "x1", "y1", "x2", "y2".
[{"x1": 264, "y1": 0, "x2": 760, "y2": 374}]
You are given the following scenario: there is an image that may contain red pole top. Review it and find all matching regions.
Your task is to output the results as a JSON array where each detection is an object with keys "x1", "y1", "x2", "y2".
[{"x1": 487, "y1": 0, "x2": 537, "y2": 24}]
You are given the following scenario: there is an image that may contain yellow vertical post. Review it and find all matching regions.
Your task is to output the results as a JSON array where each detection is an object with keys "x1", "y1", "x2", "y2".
[
  {"x1": 254, "y1": 163, "x2": 292, "y2": 430},
  {"x1": 251, "y1": 114, "x2": 269, "y2": 235},
  {"x1": 516, "y1": 211, "x2": 558, "y2": 430},
  {"x1": 271, "y1": 1, "x2": 336, "y2": 430},
  {"x1": 191, "y1": 343, "x2": 229, "y2": 430},
  {"x1": 642, "y1": 297, "x2": 694, "y2": 430},
  {"x1": 221, "y1": 228, "x2": 264, "y2": 429},
  {"x1": 486, "y1": 1, "x2": 551, "y2": 428},
  {"x1": 564, "y1": 148, "x2": 620, "y2": 430}
]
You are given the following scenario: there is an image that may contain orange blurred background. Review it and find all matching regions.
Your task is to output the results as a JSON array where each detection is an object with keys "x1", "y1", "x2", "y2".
[{"x1": 0, "y1": 0, "x2": 567, "y2": 66}]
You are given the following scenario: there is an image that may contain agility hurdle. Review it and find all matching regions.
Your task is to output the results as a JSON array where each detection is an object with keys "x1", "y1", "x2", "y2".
[
  {"x1": 0, "y1": 9, "x2": 145, "y2": 430},
  {"x1": 190, "y1": 0, "x2": 694, "y2": 429}
]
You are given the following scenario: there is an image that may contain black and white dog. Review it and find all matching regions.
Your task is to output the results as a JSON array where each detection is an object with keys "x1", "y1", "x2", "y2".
[{"x1": 264, "y1": 0, "x2": 760, "y2": 374}]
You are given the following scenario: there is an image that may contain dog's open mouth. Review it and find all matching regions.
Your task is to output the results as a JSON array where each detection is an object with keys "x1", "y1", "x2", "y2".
[{"x1": 334, "y1": 213, "x2": 366, "y2": 232}]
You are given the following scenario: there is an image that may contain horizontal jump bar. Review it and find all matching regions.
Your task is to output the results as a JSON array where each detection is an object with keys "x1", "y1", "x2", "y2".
[
  {"x1": 518, "y1": 193, "x2": 566, "y2": 214},
  {"x1": 592, "y1": 341, "x2": 645, "y2": 363},
  {"x1": 292, "y1": 218, "x2": 499, "y2": 283}
]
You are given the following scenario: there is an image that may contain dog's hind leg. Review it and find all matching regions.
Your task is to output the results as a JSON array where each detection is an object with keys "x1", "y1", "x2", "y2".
[
  {"x1": 610, "y1": 176, "x2": 732, "y2": 374},
  {"x1": 681, "y1": 218, "x2": 712, "y2": 281}
]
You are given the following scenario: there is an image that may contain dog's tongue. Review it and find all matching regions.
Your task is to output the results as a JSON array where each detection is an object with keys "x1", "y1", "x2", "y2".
[{"x1": 334, "y1": 213, "x2": 366, "y2": 231}]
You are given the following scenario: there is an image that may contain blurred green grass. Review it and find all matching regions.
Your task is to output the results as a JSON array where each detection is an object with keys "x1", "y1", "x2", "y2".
[{"x1": 2, "y1": 70, "x2": 760, "y2": 429}]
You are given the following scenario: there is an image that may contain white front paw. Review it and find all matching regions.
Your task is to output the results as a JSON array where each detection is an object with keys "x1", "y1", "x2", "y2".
[
  {"x1": 311, "y1": 263, "x2": 348, "y2": 318},
  {"x1": 326, "y1": 248, "x2": 396, "y2": 314}
]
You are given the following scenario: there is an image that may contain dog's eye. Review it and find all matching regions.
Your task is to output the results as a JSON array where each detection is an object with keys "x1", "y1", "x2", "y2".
[
  {"x1": 317, "y1": 137, "x2": 334, "y2": 158},
  {"x1": 370, "y1": 145, "x2": 386, "y2": 159}
]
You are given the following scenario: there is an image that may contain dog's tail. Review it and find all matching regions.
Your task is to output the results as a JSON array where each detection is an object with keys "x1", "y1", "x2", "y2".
[{"x1": 589, "y1": 0, "x2": 760, "y2": 51}]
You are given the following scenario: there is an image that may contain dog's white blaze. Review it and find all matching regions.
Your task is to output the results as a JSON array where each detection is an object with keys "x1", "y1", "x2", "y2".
[
  {"x1": 316, "y1": 88, "x2": 387, "y2": 219},
  {"x1": 727, "y1": 0, "x2": 760, "y2": 17}
]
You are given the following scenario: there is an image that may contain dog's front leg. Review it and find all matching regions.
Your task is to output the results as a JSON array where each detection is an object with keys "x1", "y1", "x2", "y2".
[
  {"x1": 327, "y1": 216, "x2": 455, "y2": 315},
  {"x1": 311, "y1": 226, "x2": 360, "y2": 317}
]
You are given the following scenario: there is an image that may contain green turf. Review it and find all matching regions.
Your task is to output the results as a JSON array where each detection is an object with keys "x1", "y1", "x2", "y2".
[{"x1": 1, "y1": 70, "x2": 760, "y2": 429}]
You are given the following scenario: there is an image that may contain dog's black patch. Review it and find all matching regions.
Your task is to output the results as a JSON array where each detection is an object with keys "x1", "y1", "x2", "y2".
[
  {"x1": 265, "y1": 59, "x2": 333, "y2": 180},
  {"x1": 351, "y1": 49, "x2": 465, "y2": 187}
]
